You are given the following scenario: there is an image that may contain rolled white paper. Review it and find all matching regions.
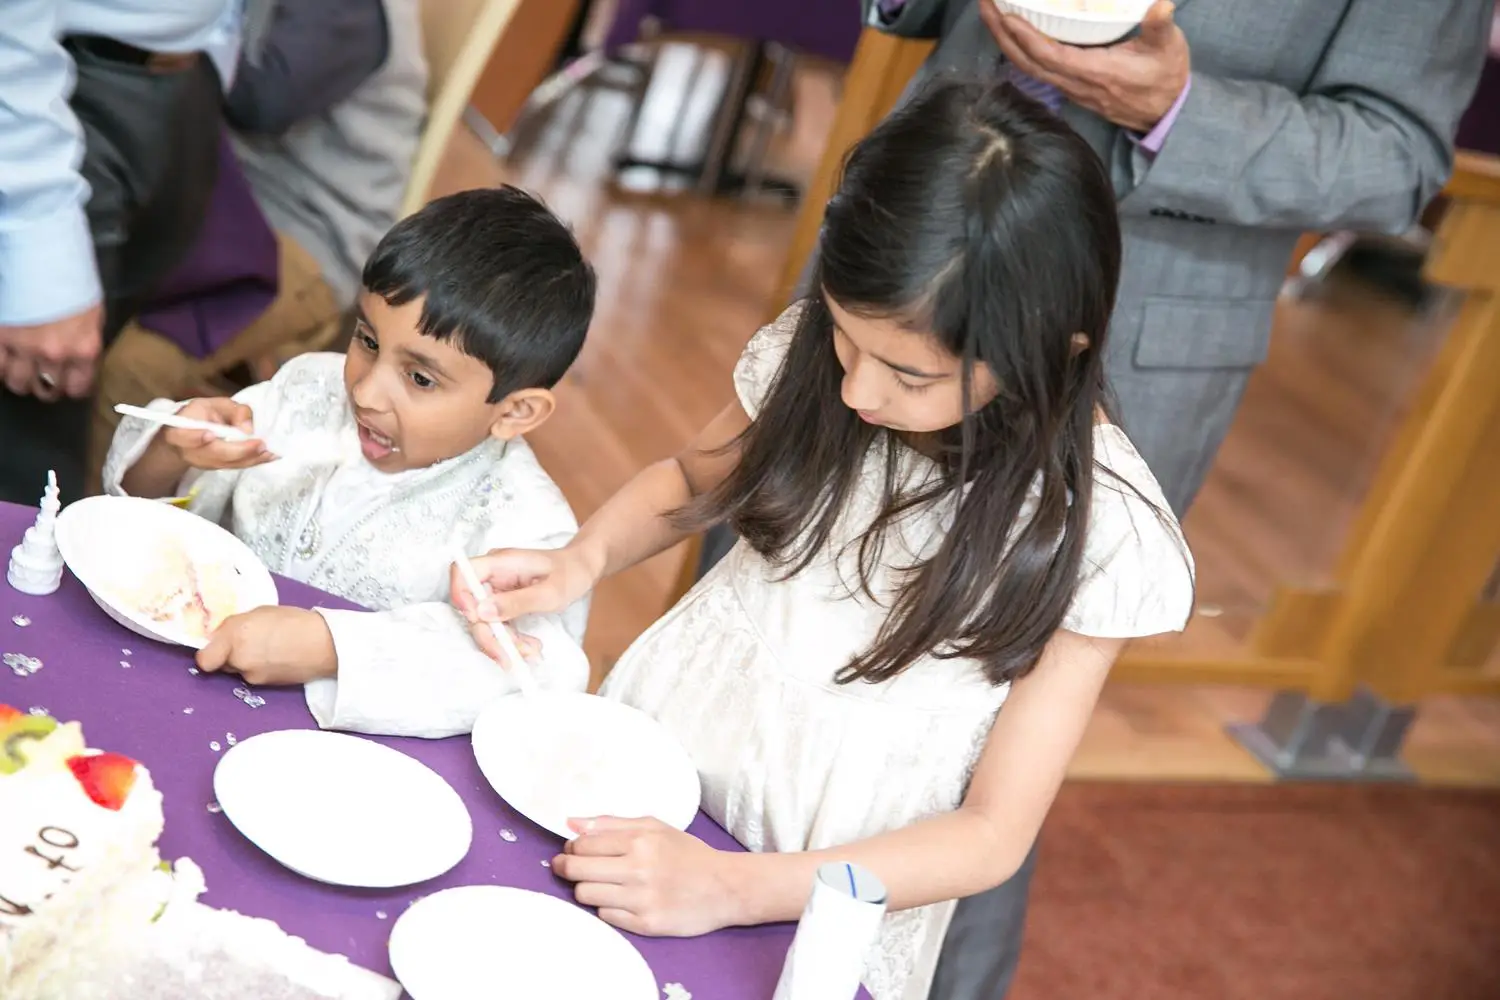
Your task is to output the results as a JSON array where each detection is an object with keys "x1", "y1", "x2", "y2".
[{"x1": 772, "y1": 862, "x2": 888, "y2": 1000}]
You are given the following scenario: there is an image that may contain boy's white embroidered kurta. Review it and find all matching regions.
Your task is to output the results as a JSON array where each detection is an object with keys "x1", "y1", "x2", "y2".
[
  {"x1": 600, "y1": 307, "x2": 1197, "y2": 1000},
  {"x1": 103, "y1": 353, "x2": 590, "y2": 738}
]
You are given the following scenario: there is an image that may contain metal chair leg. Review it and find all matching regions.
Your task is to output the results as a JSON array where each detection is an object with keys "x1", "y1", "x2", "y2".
[
  {"x1": 742, "y1": 43, "x2": 796, "y2": 197},
  {"x1": 1298, "y1": 231, "x2": 1360, "y2": 283}
]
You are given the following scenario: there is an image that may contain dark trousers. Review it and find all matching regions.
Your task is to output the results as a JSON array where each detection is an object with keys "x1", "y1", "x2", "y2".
[
  {"x1": 0, "y1": 39, "x2": 221, "y2": 505},
  {"x1": 695, "y1": 532, "x2": 1039, "y2": 998},
  {"x1": 929, "y1": 844, "x2": 1037, "y2": 999}
]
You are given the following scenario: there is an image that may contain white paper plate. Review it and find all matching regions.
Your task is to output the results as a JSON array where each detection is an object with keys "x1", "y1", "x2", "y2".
[
  {"x1": 55, "y1": 494, "x2": 278, "y2": 649},
  {"x1": 214, "y1": 730, "x2": 472, "y2": 888},
  {"x1": 470, "y1": 692, "x2": 701, "y2": 840},
  {"x1": 389, "y1": 886, "x2": 658, "y2": 1000}
]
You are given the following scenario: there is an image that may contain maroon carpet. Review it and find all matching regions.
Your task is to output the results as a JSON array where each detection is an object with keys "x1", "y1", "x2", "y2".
[{"x1": 1010, "y1": 783, "x2": 1500, "y2": 1000}]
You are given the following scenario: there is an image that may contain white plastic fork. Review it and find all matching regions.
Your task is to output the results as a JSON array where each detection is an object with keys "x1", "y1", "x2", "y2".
[{"x1": 114, "y1": 403, "x2": 254, "y2": 443}]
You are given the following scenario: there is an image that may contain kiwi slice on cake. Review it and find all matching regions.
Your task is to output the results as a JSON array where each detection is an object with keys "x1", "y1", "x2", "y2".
[{"x1": 0, "y1": 707, "x2": 59, "y2": 775}]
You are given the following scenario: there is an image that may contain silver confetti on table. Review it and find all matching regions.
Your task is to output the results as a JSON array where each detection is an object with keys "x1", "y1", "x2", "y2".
[
  {"x1": 209, "y1": 741, "x2": 222, "y2": 752},
  {"x1": 375, "y1": 910, "x2": 388, "y2": 921},
  {"x1": 540, "y1": 859, "x2": 551, "y2": 869},
  {"x1": 4, "y1": 652, "x2": 42, "y2": 676},
  {"x1": 122, "y1": 648, "x2": 132, "y2": 656},
  {"x1": 499, "y1": 829, "x2": 518, "y2": 843},
  {"x1": 183, "y1": 707, "x2": 195, "y2": 715},
  {"x1": 206, "y1": 802, "x2": 223, "y2": 814},
  {"x1": 188, "y1": 667, "x2": 200, "y2": 676},
  {"x1": 224, "y1": 733, "x2": 237, "y2": 746},
  {"x1": 120, "y1": 660, "x2": 131, "y2": 669},
  {"x1": 664, "y1": 984, "x2": 693, "y2": 1000},
  {"x1": 27, "y1": 706, "x2": 47, "y2": 717},
  {"x1": 11, "y1": 615, "x2": 30, "y2": 627},
  {"x1": 232, "y1": 686, "x2": 267, "y2": 709}
]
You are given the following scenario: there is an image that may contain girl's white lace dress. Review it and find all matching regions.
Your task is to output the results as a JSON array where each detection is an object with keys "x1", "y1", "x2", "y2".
[{"x1": 602, "y1": 307, "x2": 1196, "y2": 1000}]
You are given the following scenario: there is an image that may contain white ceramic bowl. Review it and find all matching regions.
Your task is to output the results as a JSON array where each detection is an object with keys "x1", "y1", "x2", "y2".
[
  {"x1": 55, "y1": 494, "x2": 278, "y2": 649},
  {"x1": 991, "y1": 0, "x2": 1152, "y2": 46}
]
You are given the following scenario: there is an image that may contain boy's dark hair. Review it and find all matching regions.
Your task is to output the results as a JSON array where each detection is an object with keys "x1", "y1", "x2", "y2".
[{"x1": 362, "y1": 186, "x2": 596, "y2": 401}]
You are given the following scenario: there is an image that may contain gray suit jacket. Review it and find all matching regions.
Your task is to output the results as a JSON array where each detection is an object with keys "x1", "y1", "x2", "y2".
[{"x1": 863, "y1": 0, "x2": 1490, "y2": 512}]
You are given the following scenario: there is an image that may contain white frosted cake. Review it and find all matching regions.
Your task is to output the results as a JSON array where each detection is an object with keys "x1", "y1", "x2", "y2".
[{"x1": 0, "y1": 705, "x2": 402, "y2": 1000}]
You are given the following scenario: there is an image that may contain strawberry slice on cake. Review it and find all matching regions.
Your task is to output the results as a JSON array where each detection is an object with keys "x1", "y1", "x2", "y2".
[{"x1": 66, "y1": 752, "x2": 140, "y2": 811}]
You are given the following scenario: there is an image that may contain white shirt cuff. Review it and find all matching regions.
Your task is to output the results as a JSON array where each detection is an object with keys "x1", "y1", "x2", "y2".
[{"x1": 0, "y1": 207, "x2": 102, "y2": 325}]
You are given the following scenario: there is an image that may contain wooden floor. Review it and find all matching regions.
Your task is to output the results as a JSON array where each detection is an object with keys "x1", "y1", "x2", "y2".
[{"x1": 429, "y1": 51, "x2": 1500, "y2": 787}]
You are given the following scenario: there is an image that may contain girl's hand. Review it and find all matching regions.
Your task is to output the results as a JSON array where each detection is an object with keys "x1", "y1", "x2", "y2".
[
  {"x1": 162, "y1": 398, "x2": 274, "y2": 471},
  {"x1": 197, "y1": 607, "x2": 337, "y2": 685},
  {"x1": 450, "y1": 545, "x2": 600, "y2": 661},
  {"x1": 551, "y1": 817, "x2": 744, "y2": 937}
]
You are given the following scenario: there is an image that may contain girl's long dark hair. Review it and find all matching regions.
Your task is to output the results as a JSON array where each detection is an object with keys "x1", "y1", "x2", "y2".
[{"x1": 684, "y1": 79, "x2": 1124, "y2": 687}]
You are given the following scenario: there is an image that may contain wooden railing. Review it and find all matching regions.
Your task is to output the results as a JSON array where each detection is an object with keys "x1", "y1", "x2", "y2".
[
  {"x1": 676, "y1": 28, "x2": 1500, "y2": 704},
  {"x1": 1114, "y1": 145, "x2": 1500, "y2": 702},
  {"x1": 766, "y1": 32, "x2": 935, "y2": 307},
  {"x1": 1229, "y1": 150, "x2": 1500, "y2": 704}
]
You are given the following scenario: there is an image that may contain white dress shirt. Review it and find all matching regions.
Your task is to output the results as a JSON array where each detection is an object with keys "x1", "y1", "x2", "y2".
[{"x1": 0, "y1": 0, "x2": 238, "y2": 327}]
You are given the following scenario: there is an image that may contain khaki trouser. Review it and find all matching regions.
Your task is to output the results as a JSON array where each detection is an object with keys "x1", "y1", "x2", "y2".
[{"x1": 88, "y1": 231, "x2": 344, "y2": 493}]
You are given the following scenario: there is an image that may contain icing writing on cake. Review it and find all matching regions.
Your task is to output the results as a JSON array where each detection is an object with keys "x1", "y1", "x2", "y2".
[{"x1": 0, "y1": 828, "x2": 81, "y2": 918}]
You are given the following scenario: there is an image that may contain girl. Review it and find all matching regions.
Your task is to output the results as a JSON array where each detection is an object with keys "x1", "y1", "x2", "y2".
[{"x1": 457, "y1": 80, "x2": 1194, "y2": 1000}]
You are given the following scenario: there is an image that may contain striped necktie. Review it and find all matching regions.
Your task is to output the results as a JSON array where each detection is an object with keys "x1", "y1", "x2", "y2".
[
  {"x1": 875, "y1": 0, "x2": 1064, "y2": 112},
  {"x1": 1007, "y1": 66, "x2": 1065, "y2": 113}
]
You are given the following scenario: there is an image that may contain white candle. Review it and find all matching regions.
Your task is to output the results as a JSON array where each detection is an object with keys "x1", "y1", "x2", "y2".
[{"x1": 773, "y1": 862, "x2": 888, "y2": 1000}]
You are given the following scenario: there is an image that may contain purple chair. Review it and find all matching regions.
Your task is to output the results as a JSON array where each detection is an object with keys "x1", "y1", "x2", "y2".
[
  {"x1": 602, "y1": 0, "x2": 860, "y2": 64},
  {"x1": 600, "y1": 0, "x2": 861, "y2": 198},
  {"x1": 1456, "y1": 56, "x2": 1500, "y2": 157}
]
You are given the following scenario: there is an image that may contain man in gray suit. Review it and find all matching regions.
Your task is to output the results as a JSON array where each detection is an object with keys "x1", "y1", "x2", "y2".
[
  {"x1": 875, "y1": 0, "x2": 1488, "y2": 515},
  {"x1": 696, "y1": 1, "x2": 1489, "y2": 996},
  {"x1": 872, "y1": 3, "x2": 1489, "y2": 996}
]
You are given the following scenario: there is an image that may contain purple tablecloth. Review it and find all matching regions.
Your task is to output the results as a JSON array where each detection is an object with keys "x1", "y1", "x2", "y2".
[{"x1": 0, "y1": 501, "x2": 835, "y2": 999}]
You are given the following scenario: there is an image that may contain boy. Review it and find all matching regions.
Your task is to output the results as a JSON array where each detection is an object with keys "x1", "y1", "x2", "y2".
[{"x1": 103, "y1": 187, "x2": 595, "y2": 738}]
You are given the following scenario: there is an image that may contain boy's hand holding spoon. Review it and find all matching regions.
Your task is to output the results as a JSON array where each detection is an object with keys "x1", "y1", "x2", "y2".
[
  {"x1": 118, "y1": 399, "x2": 276, "y2": 471},
  {"x1": 162, "y1": 398, "x2": 274, "y2": 470}
]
